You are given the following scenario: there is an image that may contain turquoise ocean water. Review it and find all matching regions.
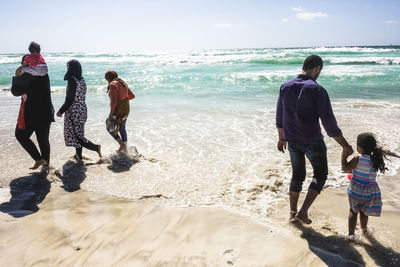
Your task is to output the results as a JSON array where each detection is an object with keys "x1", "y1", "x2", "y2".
[{"x1": 1, "y1": 46, "x2": 399, "y2": 218}]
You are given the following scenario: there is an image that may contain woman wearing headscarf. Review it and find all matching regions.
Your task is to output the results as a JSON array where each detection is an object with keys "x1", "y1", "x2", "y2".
[
  {"x1": 105, "y1": 70, "x2": 135, "y2": 153},
  {"x1": 57, "y1": 60, "x2": 101, "y2": 160},
  {"x1": 12, "y1": 50, "x2": 54, "y2": 170}
]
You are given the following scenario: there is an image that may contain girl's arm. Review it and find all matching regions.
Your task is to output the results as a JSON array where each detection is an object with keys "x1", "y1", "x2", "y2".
[
  {"x1": 342, "y1": 154, "x2": 359, "y2": 173},
  {"x1": 108, "y1": 83, "x2": 118, "y2": 118},
  {"x1": 127, "y1": 87, "x2": 135, "y2": 100}
]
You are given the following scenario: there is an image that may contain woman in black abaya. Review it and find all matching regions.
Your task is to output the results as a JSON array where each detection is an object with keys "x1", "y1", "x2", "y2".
[{"x1": 57, "y1": 60, "x2": 102, "y2": 160}]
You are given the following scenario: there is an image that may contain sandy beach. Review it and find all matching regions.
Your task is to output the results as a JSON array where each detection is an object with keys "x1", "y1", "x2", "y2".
[
  {"x1": 1, "y1": 46, "x2": 399, "y2": 266},
  {"x1": 1, "y1": 0, "x2": 400, "y2": 263},
  {"x1": 1, "y1": 166, "x2": 399, "y2": 266}
]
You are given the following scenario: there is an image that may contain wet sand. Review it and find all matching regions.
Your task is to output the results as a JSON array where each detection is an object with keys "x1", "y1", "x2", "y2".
[
  {"x1": 0, "y1": 171, "x2": 399, "y2": 266},
  {"x1": 270, "y1": 175, "x2": 400, "y2": 266},
  {"x1": 0, "y1": 181, "x2": 320, "y2": 266}
]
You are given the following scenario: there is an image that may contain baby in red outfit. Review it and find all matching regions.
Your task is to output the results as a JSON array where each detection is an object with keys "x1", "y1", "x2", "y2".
[{"x1": 21, "y1": 42, "x2": 48, "y2": 76}]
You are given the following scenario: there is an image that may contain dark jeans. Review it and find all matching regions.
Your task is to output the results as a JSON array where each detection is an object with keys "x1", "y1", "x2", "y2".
[
  {"x1": 15, "y1": 122, "x2": 51, "y2": 163},
  {"x1": 288, "y1": 139, "x2": 328, "y2": 193},
  {"x1": 109, "y1": 119, "x2": 127, "y2": 142}
]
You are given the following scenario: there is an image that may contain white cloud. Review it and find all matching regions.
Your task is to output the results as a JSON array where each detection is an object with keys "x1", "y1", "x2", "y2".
[
  {"x1": 297, "y1": 12, "x2": 328, "y2": 20},
  {"x1": 385, "y1": 20, "x2": 399, "y2": 24},
  {"x1": 291, "y1": 6, "x2": 303, "y2": 12},
  {"x1": 215, "y1": 24, "x2": 232, "y2": 28},
  {"x1": 281, "y1": 18, "x2": 289, "y2": 22}
]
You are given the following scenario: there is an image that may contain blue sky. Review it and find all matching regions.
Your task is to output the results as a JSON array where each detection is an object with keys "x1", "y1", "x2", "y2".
[{"x1": 0, "y1": 0, "x2": 399, "y2": 52}]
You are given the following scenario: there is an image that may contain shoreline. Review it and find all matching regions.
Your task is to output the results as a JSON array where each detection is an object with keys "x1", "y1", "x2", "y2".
[{"x1": 1, "y1": 173, "x2": 399, "y2": 266}]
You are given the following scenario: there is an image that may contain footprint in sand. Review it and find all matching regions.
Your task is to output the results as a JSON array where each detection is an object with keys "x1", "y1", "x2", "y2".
[
  {"x1": 321, "y1": 223, "x2": 339, "y2": 235},
  {"x1": 222, "y1": 249, "x2": 236, "y2": 265},
  {"x1": 223, "y1": 249, "x2": 233, "y2": 255}
]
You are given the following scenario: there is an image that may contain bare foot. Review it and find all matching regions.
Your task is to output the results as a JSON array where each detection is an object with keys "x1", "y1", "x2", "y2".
[
  {"x1": 74, "y1": 154, "x2": 83, "y2": 162},
  {"x1": 117, "y1": 144, "x2": 127, "y2": 154},
  {"x1": 40, "y1": 163, "x2": 50, "y2": 174},
  {"x1": 295, "y1": 212, "x2": 312, "y2": 224},
  {"x1": 347, "y1": 234, "x2": 356, "y2": 241},
  {"x1": 30, "y1": 159, "x2": 47, "y2": 170},
  {"x1": 346, "y1": 233, "x2": 361, "y2": 242},
  {"x1": 361, "y1": 227, "x2": 375, "y2": 236},
  {"x1": 289, "y1": 210, "x2": 297, "y2": 222},
  {"x1": 97, "y1": 145, "x2": 102, "y2": 158}
]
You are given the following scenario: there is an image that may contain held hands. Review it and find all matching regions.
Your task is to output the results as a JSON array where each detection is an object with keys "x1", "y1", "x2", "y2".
[
  {"x1": 342, "y1": 145, "x2": 354, "y2": 158},
  {"x1": 277, "y1": 139, "x2": 286, "y2": 153},
  {"x1": 341, "y1": 145, "x2": 356, "y2": 173}
]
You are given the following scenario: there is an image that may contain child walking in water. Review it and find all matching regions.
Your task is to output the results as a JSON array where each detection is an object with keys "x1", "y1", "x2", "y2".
[
  {"x1": 105, "y1": 71, "x2": 135, "y2": 153},
  {"x1": 342, "y1": 132, "x2": 389, "y2": 239}
]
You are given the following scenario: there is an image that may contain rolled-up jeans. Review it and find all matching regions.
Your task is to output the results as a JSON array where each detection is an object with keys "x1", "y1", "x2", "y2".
[
  {"x1": 109, "y1": 119, "x2": 127, "y2": 142},
  {"x1": 288, "y1": 139, "x2": 328, "y2": 193}
]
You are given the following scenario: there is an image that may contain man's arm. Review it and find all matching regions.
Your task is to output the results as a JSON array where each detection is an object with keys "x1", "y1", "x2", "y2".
[
  {"x1": 333, "y1": 135, "x2": 350, "y2": 148},
  {"x1": 316, "y1": 87, "x2": 354, "y2": 154},
  {"x1": 277, "y1": 127, "x2": 286, "y2": 153},
  {"x1": 276, "y1": 88, "x2": 286, "y2": 152},
  {"x1": 317, "y1": 88, "x2": 343, "y2": 138},
  {"x1": 333, "y1": 135, "x2": 354, "y2": 156}
]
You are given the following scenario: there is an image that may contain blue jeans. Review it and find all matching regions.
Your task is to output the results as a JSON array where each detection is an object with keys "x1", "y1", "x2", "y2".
[
  {"x1": 288, "y1": 139, "x2": 328, "y2": 193},
  {"x1": 109, "y1": 119, "x2": 127, "y2": 142}
]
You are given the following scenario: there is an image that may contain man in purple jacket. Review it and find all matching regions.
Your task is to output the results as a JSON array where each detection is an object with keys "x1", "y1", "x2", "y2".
[{"x1": 276, "y1": 55, "x2": 353, "y2": 224}]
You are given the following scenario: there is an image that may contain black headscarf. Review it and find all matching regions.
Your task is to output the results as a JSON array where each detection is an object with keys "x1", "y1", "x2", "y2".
[
  {"x1": 64, "y1": 59, "x2": 82, "y2": 81},
  {"x1": 58, "y1": 60, "x2": 83, "y2": 115}
]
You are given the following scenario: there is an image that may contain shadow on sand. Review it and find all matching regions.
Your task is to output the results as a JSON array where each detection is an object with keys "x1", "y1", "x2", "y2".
[
  {"x1": 363, "y1": 234, "x2": 400, "y2": 266},
  {"x1": 55, "y1": 160, "x2": 87, "y2": 192},
  {"x1": 293, "y1": 223, "x2": 365, "y2": 266},
  {"x1": 0, "y1": 172, "x2": 50, "y2": 218},
  {"x1": 294, "y1": 222, "x2": 400, "y2": 266},
  {"x1": 107, "y1": 151, "x2": 139, "y2": 173}
]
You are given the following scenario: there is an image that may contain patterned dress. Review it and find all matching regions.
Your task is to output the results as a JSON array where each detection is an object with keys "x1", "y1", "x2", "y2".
[
  {"x1": 64, "y1": 78, "x2": 88, "y2": 147},
  {"x1": 347, "y1": 154, "x2": 382, "y2": 216}
]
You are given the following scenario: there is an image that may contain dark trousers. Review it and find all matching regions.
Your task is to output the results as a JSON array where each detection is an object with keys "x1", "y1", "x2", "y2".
[
  {"x1": 288, "y1": 139, "x2": 328, "y2": 193},
  {"x1": 15, "y1": 122, "x2": 51, "y2": 163},
  {"x1": 75, "y1": 138, "x2": 98, "y2": 159}
]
